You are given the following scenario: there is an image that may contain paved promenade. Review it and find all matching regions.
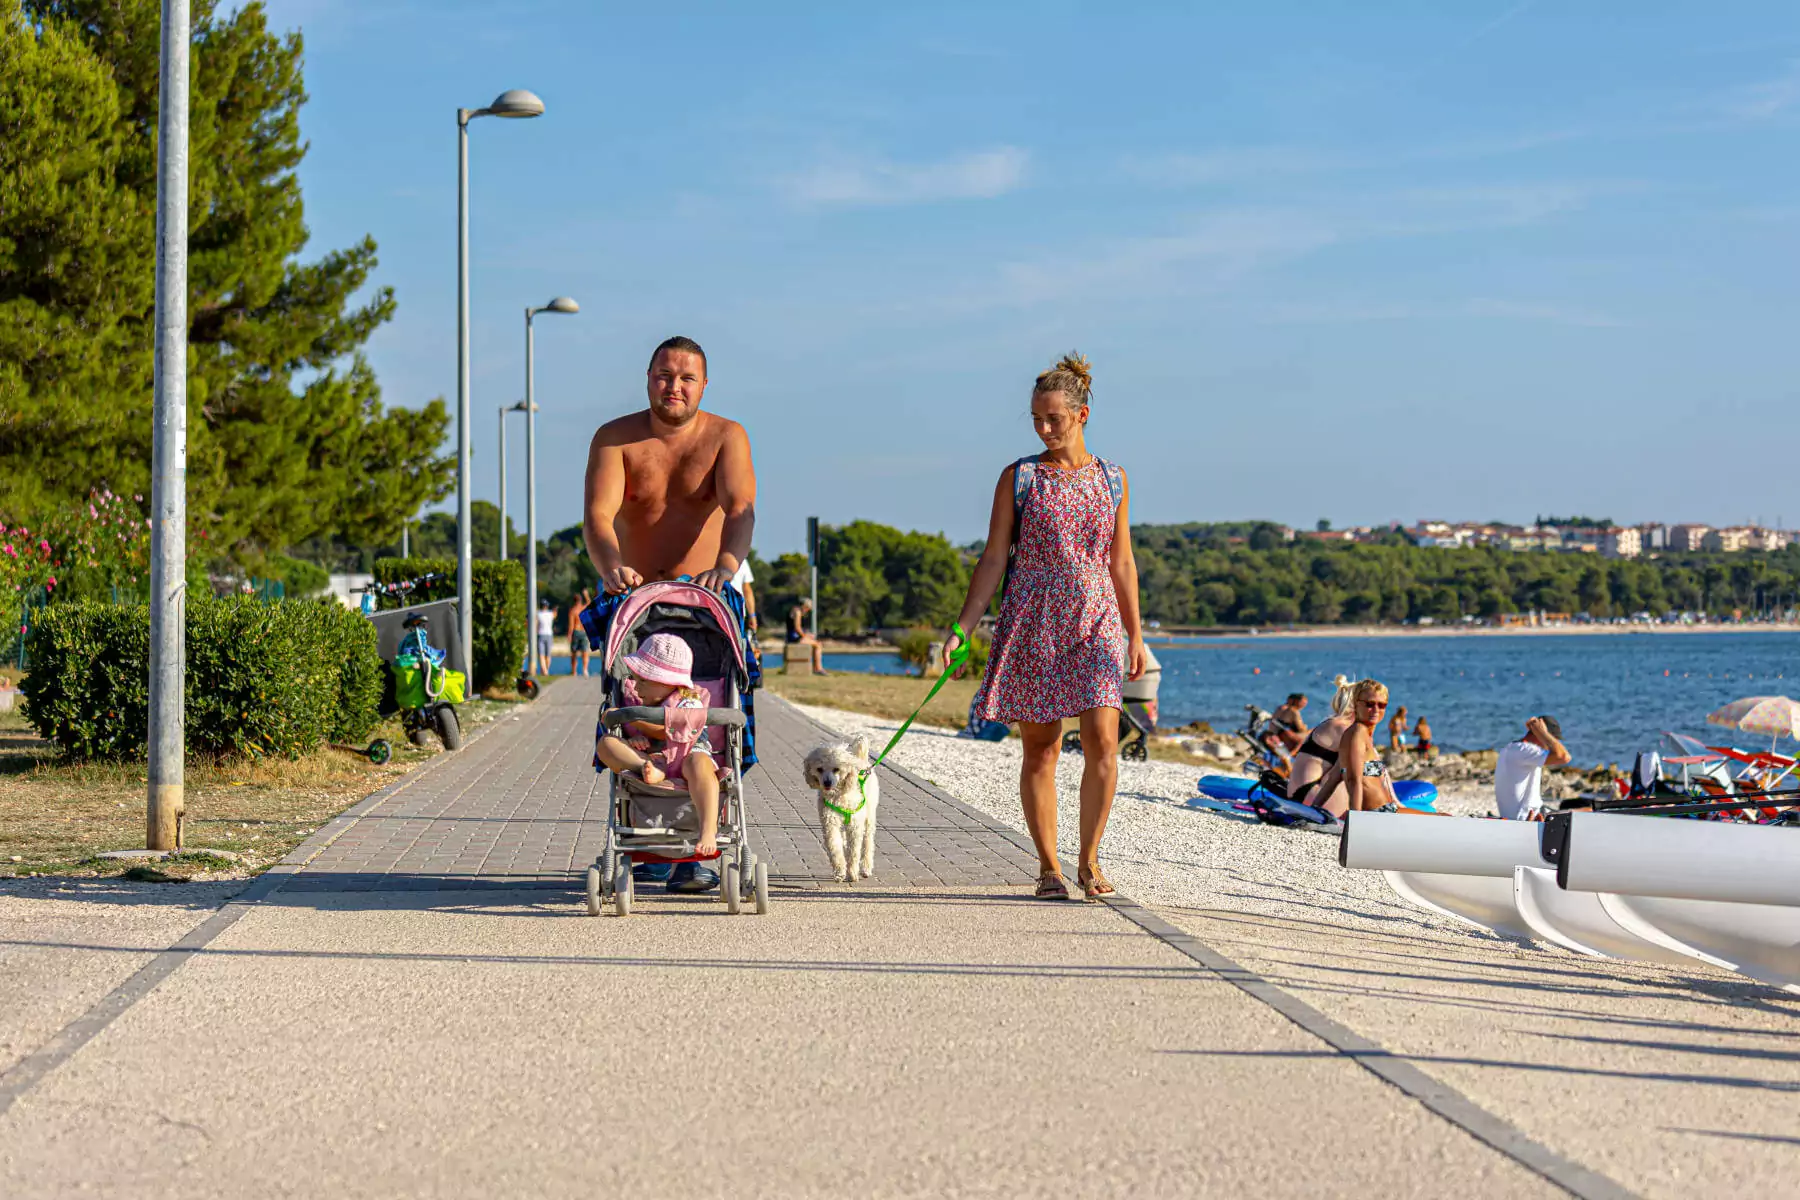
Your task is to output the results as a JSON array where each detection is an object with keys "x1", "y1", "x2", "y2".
[{"x1": 0, "y1": 675, "x2": 1792, "y2": 1198}]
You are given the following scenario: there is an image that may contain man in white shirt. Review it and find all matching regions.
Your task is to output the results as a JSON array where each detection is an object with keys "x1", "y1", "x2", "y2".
[{"x1": 1494, "y1": 715, "x2": 1571, "y2": 820}]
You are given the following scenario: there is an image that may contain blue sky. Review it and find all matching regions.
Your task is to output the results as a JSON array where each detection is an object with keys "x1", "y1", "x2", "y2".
[{"x1": 261, "y1": 0, "x2": 1800, "y2": 555}]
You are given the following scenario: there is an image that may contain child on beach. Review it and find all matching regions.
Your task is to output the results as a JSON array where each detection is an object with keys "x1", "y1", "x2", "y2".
[{"x1": 595, "y1": 632, "x2": 722, "y2": 856}]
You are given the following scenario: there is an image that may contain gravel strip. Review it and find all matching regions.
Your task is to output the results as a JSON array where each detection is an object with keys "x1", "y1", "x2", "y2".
[{"x1": 797, "y1": 703, "x2": 1519, "y2": 941}]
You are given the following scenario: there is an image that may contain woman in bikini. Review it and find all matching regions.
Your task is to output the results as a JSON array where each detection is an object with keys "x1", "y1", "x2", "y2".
[
  {"x1": 1284, "y1": 675, "x2": 1356, "y2": 806},
  {"x1": 1306, "y1": 678, "x2": 1402, "y2": 819}
]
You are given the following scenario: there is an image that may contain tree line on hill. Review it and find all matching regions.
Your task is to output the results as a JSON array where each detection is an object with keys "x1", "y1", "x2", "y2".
[{"x1": 1133, "y1": 522, "x2": 1800, "y2": 625}]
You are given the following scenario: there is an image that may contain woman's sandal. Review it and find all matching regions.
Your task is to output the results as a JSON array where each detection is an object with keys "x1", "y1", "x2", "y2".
[
  {"x1": 1034, "y1": 871, "x2": 1070, "y2": 900},
  {"x1": 1077, "y1": 865, "x2": 1116, "y2": 900}
]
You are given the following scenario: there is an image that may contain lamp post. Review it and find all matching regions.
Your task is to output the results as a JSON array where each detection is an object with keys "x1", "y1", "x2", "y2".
[
  {"x1": 147, "y1": 0, "x2": 190, "y2": 852},
  {"x1": 457, "y1": 88, "x2": 544, "y2": 676},
  {"x1": 524, "y1": 297, "x2": 579, "y2": 674},
  {"x1": 497, "y1": 400, "x2": 529, "y2": 562}
]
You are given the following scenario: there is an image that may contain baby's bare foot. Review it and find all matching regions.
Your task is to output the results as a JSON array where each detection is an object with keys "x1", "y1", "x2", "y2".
[
  {"x1": 696, "y1": 834, "x2": 717, "y2": 857},
  {"x1": 640, "y1": 762, "x2": 665, "y2": 785}
]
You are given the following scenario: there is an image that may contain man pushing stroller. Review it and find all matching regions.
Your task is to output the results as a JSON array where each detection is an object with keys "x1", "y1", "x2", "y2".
[{"x1": 581, "y1": 334, "x2": 756, "y2": 893}]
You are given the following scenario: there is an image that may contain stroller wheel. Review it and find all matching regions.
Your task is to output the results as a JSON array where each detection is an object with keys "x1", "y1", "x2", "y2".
[
  {"x1": 724, "y1": 863, "x2": 742, "y2": 915},
  {"x1": 517, "y1": 675, "x2": 540, "y2": 700},
  {"x1": 1123, "y1": 740, "x2": 1148, "y2": 762},
  {"x1": 584, "y1": 865, "x2": 602, "y2": 916},
  {"x1": 612, "y1": 864, "x2": 633, "y2": 917},
  {"x1": 1062, "y1": 731, "x2": 1083, "y2": 755},
  {"x1": 435, "y1": 706, "x2": 462, "y2": 751},
  {"x1": 753, "y1": 861, "x2": 771, "y2": 914},
  {"x1": 744, "y1": 854, "x2": 759, "y2": 901},
  {"x1": 366, "y1": 738, "x2": 392, "y2": 765}
]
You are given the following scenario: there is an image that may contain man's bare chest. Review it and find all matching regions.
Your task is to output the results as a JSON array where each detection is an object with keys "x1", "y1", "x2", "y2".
[{"x1": 621, "y1": 443, "x2": 721, "y2": 514}]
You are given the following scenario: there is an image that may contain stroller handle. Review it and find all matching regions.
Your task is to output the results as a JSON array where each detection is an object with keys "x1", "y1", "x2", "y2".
[{"x1": 602, "y1": 706, "x2": 747, "y2": 732}]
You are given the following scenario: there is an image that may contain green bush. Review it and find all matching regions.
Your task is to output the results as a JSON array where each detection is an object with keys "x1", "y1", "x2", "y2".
[
  {"x1": 21, "y1": 597, "x2": 382, "y2": 761},
  {"x1": 892, "y1": 626, "x2": 989, "y2": 677},
  {"x1": 371, "y1": 557, "x2": 525, "y2": 692}
]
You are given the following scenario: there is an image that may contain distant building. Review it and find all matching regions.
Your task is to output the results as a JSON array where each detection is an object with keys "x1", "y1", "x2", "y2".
[
  {"x1": 1637, "y1": 523, "x2": 1668, "y2": 551},
  {"x1": 1669, "y1": 524, "x2": 1711, "y2": 552},
  {"x1": 1703, "y1": 527, "x2": 1753, "y2": 553},
  {"x1": 1601, "y1": 528, "x2": 1642, "y2": 559},
  {"x1": 1296, "y1": 529, "x2": 1357, "y2": 542},
  {"x1": 1755, "y1": 528, "x2": 1791, "y2": 552}
]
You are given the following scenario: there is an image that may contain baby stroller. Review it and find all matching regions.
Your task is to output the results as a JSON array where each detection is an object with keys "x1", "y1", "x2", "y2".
[{"x1": 583, "y1": 581, "x2": 766, "y2": 917}]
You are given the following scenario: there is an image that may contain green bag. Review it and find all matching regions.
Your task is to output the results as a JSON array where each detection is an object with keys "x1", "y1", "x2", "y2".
[{"x1": 392, "y1": 655, "x2": 465, "y2": 709}]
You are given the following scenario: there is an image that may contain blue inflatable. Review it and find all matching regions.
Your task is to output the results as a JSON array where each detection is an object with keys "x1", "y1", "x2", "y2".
[{"x1": 1196, "y1": 774, "x2": 1438, "y2": 812}]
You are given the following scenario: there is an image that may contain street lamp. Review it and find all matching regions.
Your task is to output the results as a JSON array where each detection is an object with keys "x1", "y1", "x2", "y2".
[
  {"x1": 457, "y1": 88, "x2": 544, "y2": 676},
  {"x1": 497, "y1": 400, "x2": 532, "y2": 563},
  {"x1": 525, "y1": 296, "x2": 578, "y2": 674}
]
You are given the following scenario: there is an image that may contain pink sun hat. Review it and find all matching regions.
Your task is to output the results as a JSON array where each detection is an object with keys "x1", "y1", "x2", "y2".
[{"x1": 620, "y1": 632, "x2": 695, "y2": 689}]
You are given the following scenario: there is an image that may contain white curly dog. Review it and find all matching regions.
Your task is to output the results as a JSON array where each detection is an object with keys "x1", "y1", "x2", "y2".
[{"x1": 803, "y1": 736, "x2": 879, "y2": 883}]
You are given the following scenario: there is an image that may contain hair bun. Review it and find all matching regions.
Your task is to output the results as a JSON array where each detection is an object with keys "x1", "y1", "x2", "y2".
[{"x1": 1055, "y1": 352, "x2": 1092, "y2": 390}]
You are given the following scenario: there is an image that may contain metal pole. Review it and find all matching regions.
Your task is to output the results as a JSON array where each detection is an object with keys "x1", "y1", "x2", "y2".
[
  {"x1": 147, "y1": 0, "x2": 190, "y2": 852},
  {"x1": 498, "y1": 406, "x2": 508, "y2": 563},
  {"x1": 455, "y1": 109, "x2": 474, "y2": 676},
  {"x1": 810, "y1": 567, "x2": 818, "y2": 637},
  {"x1": 525, "y1": 310, "x2": 539, "y2": 674},
  {"x1": 401, "y1": 519, "x2": 409, "y2": 559}
]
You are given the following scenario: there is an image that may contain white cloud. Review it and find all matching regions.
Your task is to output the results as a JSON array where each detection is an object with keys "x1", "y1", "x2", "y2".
[
  {"x1": 1466, "y1": 298, "x2": 1626, "y2": 328},
  {"x1": 785, "y1": 147, "x2": 1029, "y2": 207},
  {"x1": 1720, "y1": 60, "x2": 1800, "y2": 120}
]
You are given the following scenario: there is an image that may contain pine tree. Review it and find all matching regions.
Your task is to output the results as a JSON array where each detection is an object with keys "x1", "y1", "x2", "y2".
[{"x1": 0, "y1": 0, "x2": 449, "y2": 564}]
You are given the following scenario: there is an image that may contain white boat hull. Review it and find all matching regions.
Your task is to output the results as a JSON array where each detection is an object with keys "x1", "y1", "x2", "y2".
[
  {"x1": 1598, "y1": 893, "x2": 1800, "y2": 994},
  {"x1": 1511, "y1": 867, "x2": 1703, "y2": 965},
  {"x1": 1384, "y1": 870, "x2": 1537, "y2": 941},
  {"x1": 1560, "y1": 814, "x2": 1800, "y2": 906},
  {"x1": 1343, "y1": 811, "x2": 1545, "y2": 876}
]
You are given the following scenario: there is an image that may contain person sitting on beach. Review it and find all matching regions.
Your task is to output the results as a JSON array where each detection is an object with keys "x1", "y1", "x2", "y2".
[
  {"x1": 787, "y1": 598, "x2": 828, "y2": 675},
  {"x1": 593, "y1": 633, "x2": 723, "y2": 857},
  {"x1": 1306, "y1": 679, "x2": 1403, "y2": 819},
  {"x1": 1414, "y1": 714, "x2": 1434, "y2": 757},
  {"x1": 1495, "y1": 715, "x2": 1570, "y2": 821},
  {"x1": 1271, "y1": 693, "x2": 1309, "y2": 753},
  {"x1": 1283, "y1": 675, "x2": 1355, "y2": 805},
  {"x1": 1388, "y1": 704, "x2": 1409, "y2": 753}
]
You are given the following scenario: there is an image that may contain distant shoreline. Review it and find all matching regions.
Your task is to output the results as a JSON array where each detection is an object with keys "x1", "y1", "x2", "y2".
[{"x1": 1147, "y1": 622, "x2": 1798, "y2": 641}]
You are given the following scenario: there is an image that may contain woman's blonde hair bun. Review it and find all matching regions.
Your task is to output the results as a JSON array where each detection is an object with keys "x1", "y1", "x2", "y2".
[{"x1": 1034, "y1": 351, "x2": 1094, "y2": 407}]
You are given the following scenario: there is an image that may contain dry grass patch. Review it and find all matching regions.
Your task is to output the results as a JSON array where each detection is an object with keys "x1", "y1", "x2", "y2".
[
  {"x1": 0, "y1": 696, "x2": 525, "y2": 878},
  {"x1": 762, "y1": 670, "x2": 979, "y2": 730}
]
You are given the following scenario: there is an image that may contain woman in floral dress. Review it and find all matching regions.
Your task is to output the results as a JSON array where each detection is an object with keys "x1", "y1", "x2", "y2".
[{"x1": 943, "y1": 354, "x2": 1147, "y2": 900}]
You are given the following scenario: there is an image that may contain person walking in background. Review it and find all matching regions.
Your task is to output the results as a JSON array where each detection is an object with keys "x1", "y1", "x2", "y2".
[
  {"x1": 731, "y1": 559, "x2": 758, "y2": 635},
  {"x1": 566, "y1": 588, "x2": 593, "y2": 677},
  {"x1": 535, "y1": 600, "x2": 556, "y2": 675},
  {"x1": 944, "y1": 352, "x2": 1146, "y2": 902},
  {"x1": 1388, "y1": 704, "x2": 1409, "y2": 753},
  {"x1": 1495, "y1": 716, "x2": 1570, "y2": 820},
  {"x1": 1413, "y1": 713, "x2": 1435, "y2": 757}
]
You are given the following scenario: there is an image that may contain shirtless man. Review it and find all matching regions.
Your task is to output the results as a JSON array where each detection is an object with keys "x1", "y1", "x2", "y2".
[
  {"x1": 583, "y1": 335, "x2": 756, "y2": 893},
  {"x1": 584, "y1": 335, "x2": 756, "y2": 597}
]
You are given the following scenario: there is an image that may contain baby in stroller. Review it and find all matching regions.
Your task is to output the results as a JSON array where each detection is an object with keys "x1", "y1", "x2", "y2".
[{"x1": 594, "y1": 632, "x2": 723, "y2": 857}]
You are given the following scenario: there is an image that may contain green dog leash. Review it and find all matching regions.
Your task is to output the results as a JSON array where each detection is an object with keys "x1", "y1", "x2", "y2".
[{"x1": 822, "y1": 623, "x2": 974, "y2": 824}]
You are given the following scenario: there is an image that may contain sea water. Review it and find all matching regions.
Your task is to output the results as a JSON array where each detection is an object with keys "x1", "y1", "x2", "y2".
[
  {"x1": 825, "y1": 632, "x2": 1800, "y2": 767},
  {"x1": 1150, "y1": 631, "x2": 1800, "y2": 768}
]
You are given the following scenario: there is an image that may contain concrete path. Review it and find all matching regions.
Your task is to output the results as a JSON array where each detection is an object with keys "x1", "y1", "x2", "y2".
[{"x1": 0, "y1": 676, "x2": 1786, "y2": 1197}]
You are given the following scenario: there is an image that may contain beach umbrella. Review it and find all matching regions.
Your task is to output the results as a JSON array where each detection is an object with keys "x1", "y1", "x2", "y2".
[{"x1": 1705, "y1": 695, "x2": 1800, "y2": 751}]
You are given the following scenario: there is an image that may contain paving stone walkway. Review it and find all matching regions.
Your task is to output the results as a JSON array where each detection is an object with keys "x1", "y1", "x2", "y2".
[{"x1": 287, "y1": 675, "x2": 1037, "y2": 891}]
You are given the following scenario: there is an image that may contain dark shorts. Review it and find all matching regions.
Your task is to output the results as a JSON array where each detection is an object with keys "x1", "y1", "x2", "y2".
[
  {"x1": 786, "y1": 630, "x2": 803, "y2": 644},
  {"x1": 570, "y1": 627, "x2": 591, "y2": 653}
]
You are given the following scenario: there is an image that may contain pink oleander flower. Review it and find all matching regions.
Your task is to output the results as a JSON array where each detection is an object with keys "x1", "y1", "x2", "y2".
[
  {"x1": 38, "y1": 540, "x2": 48, "y2": 553},
  {"x1": 89, "y1": 505, "x2": 98, "y2": 518}
]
